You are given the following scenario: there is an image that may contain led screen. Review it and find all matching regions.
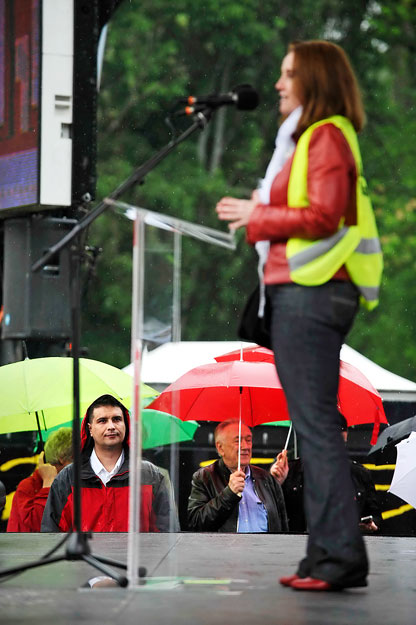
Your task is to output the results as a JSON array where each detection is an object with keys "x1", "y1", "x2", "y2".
[{"x1": 0, "y1": 0, "x2": 40, "y2": 210}]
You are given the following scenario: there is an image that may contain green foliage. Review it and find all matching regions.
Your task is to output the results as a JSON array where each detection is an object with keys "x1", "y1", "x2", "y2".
[{"x1": 82, "y1": 0, "x2": 416, "y2": 379}]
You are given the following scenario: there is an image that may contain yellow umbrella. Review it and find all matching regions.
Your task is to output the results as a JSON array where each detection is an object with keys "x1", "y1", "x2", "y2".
[{"x1": 0, "y1": 357, "x2": 157, "y2": 435}]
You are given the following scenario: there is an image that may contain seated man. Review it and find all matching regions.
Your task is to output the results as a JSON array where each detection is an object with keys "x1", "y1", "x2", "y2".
[
  {"x1": 187, "y1": 419, "x2": 288, "y2": 532},
  {"x1": 7, "y1": 427, "x2": 73, "y2": 532},
  {"x1": 41, "y1": 394, "x2": 178, "y2": 532}
]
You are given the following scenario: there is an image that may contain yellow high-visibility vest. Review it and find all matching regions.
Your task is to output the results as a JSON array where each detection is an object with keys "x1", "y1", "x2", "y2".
[{"x1": 286, "y1": 115, "x2": 383, "y2": 310}]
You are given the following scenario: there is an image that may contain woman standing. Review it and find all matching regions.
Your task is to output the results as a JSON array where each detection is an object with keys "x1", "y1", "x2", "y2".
[{"x1": 216, "y1": 40, "x2": 382, "y2": 591}]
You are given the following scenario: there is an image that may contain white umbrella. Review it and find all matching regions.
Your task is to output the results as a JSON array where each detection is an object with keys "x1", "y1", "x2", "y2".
[{"x1": 388, "y1": 431, "x2": 416, "y2": 508}]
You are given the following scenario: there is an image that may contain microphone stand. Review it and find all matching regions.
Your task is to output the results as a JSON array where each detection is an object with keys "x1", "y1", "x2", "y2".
[{"x1": 0, "y1": 107, "x2": 215, "y2": 587}]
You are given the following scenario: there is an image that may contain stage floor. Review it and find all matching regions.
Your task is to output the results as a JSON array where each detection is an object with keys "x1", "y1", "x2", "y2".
[{"x1": 0, "y1": 533, "x2": 414, "y2": 625}]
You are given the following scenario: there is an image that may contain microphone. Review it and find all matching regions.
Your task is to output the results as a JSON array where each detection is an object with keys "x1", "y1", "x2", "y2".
[{"x1": 179, "y1": 84, "x2": 259, "y2": 112}]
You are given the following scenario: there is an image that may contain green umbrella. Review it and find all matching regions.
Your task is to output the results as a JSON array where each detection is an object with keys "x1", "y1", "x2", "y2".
[
  {"x1": 0, "y1": 357, "x2": 157, "y2": 435},
  {"x1": 141, "y1": 409, "x2": 198, "y2": 449},
  {"x1": 42, "y1": 409, "x2": 198, "y2": 450}
]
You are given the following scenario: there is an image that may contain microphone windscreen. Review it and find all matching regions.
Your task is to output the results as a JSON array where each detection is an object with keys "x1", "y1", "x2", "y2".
[{"x1": 234, "y1": 84, "x2": 259, "y2": 111}]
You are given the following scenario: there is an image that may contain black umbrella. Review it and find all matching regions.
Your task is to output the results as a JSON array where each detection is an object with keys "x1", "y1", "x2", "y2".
[{"x1": 368, "y1": 415, "x2": 416, "y2": 454}]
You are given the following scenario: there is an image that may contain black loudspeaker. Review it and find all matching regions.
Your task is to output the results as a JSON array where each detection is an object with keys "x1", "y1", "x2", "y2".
[{"x1": 2, "y1": 216, "x2": 77, "y2": 340}]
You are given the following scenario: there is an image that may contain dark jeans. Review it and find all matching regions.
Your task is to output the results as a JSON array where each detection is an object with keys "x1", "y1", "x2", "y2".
[{"x1": 267, "y1": 281, "x2": 369, "y2": 587}]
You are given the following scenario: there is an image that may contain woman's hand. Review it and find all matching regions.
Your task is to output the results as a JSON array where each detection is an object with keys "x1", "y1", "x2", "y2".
[
  {"x1": 37, "y1": 451, "x2": 58, "y2": 488},
  {"x1": 216, "y1": 196, "x2": 257, "y2": 231}
]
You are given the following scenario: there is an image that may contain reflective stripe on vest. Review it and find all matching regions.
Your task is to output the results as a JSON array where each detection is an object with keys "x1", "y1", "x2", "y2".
[
  {"x1": 286, "y1": 115, "x2": 383, "y2": 310},
  {"x1": 355, "y1": 238, "x2": 382, "y2": 254},
  {"x1": 288, "y1": 227, "x2": 350, "y2": 272}
]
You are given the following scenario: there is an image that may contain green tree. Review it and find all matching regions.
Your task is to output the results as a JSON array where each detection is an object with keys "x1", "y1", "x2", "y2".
[
  {"x1": 346, "y1": 0, "x2": 416, "y2": 375},
  {"x1": 82, "y1": 0, "x2": 416, "y2": 379}
]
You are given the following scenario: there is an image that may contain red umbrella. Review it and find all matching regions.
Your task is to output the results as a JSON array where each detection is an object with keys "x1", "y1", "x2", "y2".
[
  {"x1": 215, "y1": 346, "x2": 274, "y2": 364},
  {"x1": 147, "y1": 358, "x2": 290, "y2": 470},
  {"x1": 148, "y1": 345, "x2": 387, "y2": 447},
  {"x1": 215, "y1": 345, "x2": 388, "y2": 442},
  {"x1": 148, "y1": 359, "x2": 290, "y2": 426}
]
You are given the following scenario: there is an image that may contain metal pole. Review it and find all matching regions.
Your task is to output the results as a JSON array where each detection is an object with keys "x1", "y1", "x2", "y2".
[
  {"x1": 70, "y1": 236, "x2": 82, "y2": 534},
  {"x1": 172, "y1": 231, "x2": 182, "y2": 344},
  {"x1": 127, "y1": 212, "x2": 145, "y2": 587},
  {"x1": 168, "y1": 231, "x2": 182, "y2": 533}
]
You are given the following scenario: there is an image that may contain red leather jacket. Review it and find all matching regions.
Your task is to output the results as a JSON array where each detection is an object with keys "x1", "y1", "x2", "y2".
[{"x1": 246, "y1": 123, "x2": 357, "y2": 284}]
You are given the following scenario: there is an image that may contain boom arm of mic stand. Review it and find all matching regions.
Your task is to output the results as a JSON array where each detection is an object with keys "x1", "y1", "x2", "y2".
[{"x1": 32, "y1": 107, "x2": 214, "y2": 273}]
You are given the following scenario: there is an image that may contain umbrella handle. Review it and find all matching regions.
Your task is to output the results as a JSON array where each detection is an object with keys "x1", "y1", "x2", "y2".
[
  {"x1": 35, "y1": 411, "x2": 45, "y2": 454},
  {"x1": 294, "y1": 428, "x2": 298, "y2": 459},
  {"x1": 238, "y1": 387, "x2": 242, "y2": 471},
  {"x1": 237, "y1": 388, "x2": 243, "y2": 497},
  {"x1": 283, "y1": 422, "x2": 293, "y2": 451}
]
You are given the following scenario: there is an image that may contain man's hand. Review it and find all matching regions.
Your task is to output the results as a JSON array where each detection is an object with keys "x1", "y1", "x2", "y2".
[
  {"x1": 359, "y1": 520, "x2": 378, "y2": 532},
  {"x1": 229, "y1": 470, "x2": 246, "y2": 495},
  {"x1": 270, "y1": 449, "x2": 289, "y2": 485},
  {"x1": 37, "y1": 451, "x2": 58, "y2": 488}
]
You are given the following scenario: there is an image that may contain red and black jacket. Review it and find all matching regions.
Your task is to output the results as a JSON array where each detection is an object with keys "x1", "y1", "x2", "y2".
[{"x1": 41, "y1": 405, "x2": 178, "y2": 532}]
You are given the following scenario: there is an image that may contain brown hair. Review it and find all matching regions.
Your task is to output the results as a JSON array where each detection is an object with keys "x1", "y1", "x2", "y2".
[{"x1": 288, "y1": 40, "x2": 365, "y2": 140}]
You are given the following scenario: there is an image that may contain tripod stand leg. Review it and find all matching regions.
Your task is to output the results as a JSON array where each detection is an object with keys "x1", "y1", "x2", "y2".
[
  {"x1": 92, "y1": 553, "x2": 146, "y2": 578},
  {"x1": 0, "y1": 555, "x2": 65, "y2": 578},
  {"x1": 0, "y1": 552, "x2": 129, "y2": 588},
  {"x1": 81, "y1": 554, "x2": 128, "y2": 587},
  {"x1": 64, "y1": 533, "x2": 143, "y2": 586},
  {"x1": 0, "y1": 534, "x2": 143, "y2": 588}
]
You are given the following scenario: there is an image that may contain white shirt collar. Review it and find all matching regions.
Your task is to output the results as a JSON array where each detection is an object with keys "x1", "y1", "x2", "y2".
[{"x1": 90, "y1": 448, "x2": 125, "y2": 486}]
